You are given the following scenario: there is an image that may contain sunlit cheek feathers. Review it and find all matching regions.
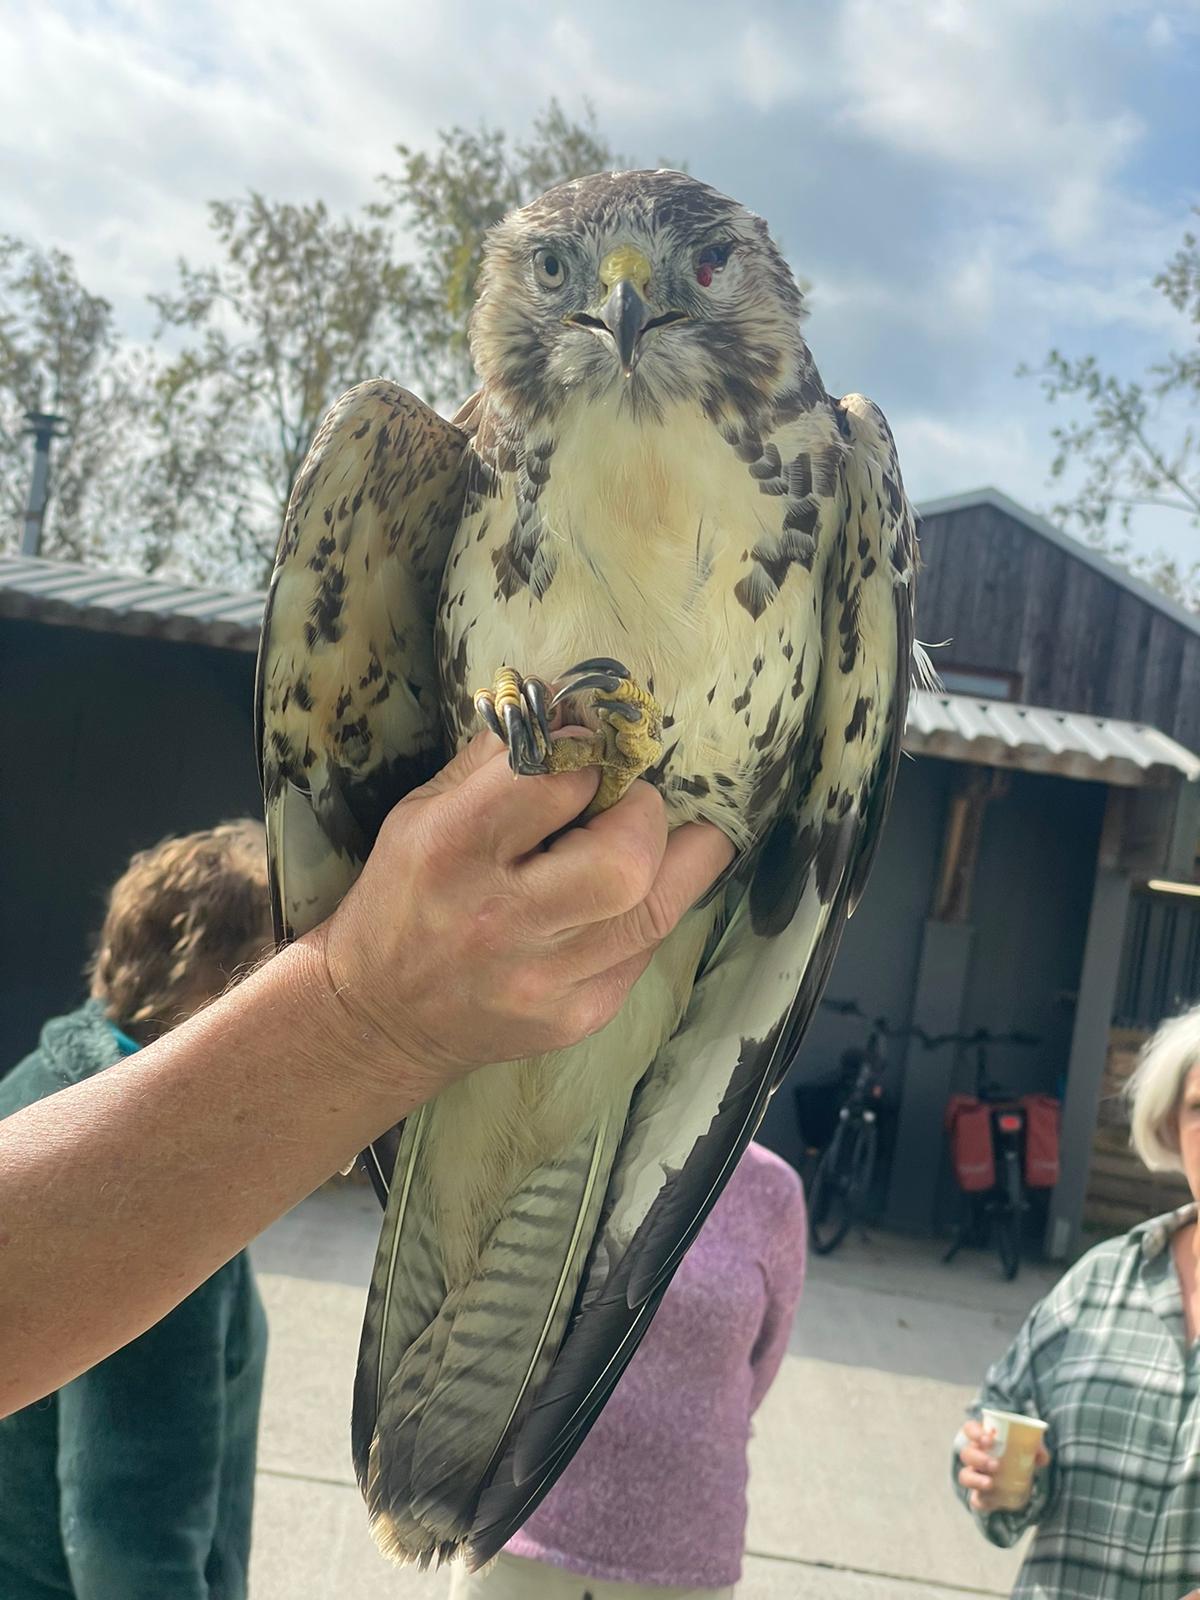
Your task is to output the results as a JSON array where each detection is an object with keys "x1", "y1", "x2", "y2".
[{"x1": 470, "y1": 224, "x2": 804, "y2": 420}]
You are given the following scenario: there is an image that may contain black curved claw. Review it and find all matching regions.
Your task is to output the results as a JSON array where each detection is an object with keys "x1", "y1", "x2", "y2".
[
  {"x1": 562, "y1": 656, "x2": 630, "y2": 681},
  {"x1": 475, "y1": 694, "x2": 504, "y2": 742},
  {"x1": 592, "y1": 698, "x2": 642, "y2": 722},
  {"x1": 550, "y1": 672, "x2": 622, "y2": 708},
  {"x1": 523, "y1": 677, "x2": 552, "y2": 750},
  {"x1": 502, "y1": 697, "x2": 549, "y2": 776}
]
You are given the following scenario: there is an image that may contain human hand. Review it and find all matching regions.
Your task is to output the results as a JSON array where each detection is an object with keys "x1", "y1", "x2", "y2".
[
  {"x1": 310, "y1": 730, "x2": 734, "y2": 1102},
  {"x1": 957, "y1": 1420, "x2": 1051, "y2": 1513}
]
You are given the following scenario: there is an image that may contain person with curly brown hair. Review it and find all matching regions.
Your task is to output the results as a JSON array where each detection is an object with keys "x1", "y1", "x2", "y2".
[{"x1": 0, "y1": 821, "x2": 274, "y2": 1600}]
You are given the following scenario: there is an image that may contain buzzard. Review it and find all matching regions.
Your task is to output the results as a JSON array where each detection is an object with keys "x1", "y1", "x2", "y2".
[{"x1": 256, "y1": 169, "x2": 919, "y2": 1569}]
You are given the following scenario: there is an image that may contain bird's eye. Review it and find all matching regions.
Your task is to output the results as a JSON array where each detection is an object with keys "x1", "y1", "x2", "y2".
[
  {"x1": 534, "y1": 249, "x2": 567, "y2": 289},
  {"x1": 695, "y1": 241, "x2": 733, "y2": 288}
]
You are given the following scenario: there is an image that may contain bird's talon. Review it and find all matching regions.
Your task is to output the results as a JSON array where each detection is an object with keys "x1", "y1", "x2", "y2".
[
  {"x1": 524, "y1": 678, "x2": 552, "y2": 748},
  {"x1": 561, "y1": 656, "x2": 630, "y2": 681},
  {"x1": 474, "y1": 668, "x2": 552, "y2": 775},
  {"x1": 474, "y1": 691, "x2": 505, "y2": 743},
  {"x1": 550, "y1": 672, "x2": 622, "y2": 706},
  {"x1": 476, "y1": 661, "x2": 662, "y2": 814}
]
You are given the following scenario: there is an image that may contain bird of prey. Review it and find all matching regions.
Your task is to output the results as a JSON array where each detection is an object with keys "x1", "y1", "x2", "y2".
[{"x1": 256, "y1": 168, "x2": 919, "y2": 1570}]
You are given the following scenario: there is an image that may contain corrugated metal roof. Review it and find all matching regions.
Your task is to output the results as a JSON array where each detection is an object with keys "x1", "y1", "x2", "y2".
[
  {"x1": 905, "y1": 690, "x2": 1200, "y2": 788},
  {"x1": 3, "y1": 553, "x2": 1197, "y2": 789},
  {"x1": 0, "y1": 553, "x2": 263, "y2": 651}
]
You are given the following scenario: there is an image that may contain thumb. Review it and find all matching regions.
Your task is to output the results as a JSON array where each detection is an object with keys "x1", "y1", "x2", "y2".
[{"x1": 419, "y1": 730, "x2": 602, "y2": 862}]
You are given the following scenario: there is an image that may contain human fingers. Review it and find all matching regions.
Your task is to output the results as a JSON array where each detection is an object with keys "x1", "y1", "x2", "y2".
[
  {"x1": 517, "y1": 780, "x2": 670, "y2": 932},
  {"x1": 545, "y1": 820, "x2": 734, "y2": 977},
  {"x1": 1035, "y1": 1445, "x2": 1052, "y2": 1470},
  {"x1": 424, "y1": 734, "x2": 602, "y2": 864},
  {"x1": 958, "y1": 1463, "x2": 997, "y2": 1495},
  {"x1": 554, "y1": 949, "x2": 660, "y2": 1044},
  {"x1": 958, "y1": 1444, "x2": 998, "y2": 1476}
]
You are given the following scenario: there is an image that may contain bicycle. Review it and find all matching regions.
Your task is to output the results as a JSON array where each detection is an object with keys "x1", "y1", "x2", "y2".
[
  {"x1": 803, "y1": 1001, "x2": 929, "y2": 1256},
  {"x1": 933, "y1": 1028, "x2": 1042, "y2": 1280}
]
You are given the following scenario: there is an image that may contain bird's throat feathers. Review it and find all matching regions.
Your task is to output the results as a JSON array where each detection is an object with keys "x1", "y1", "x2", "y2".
[{"x1": 520, "y1": 387, "x2": 830, "y2": 586}]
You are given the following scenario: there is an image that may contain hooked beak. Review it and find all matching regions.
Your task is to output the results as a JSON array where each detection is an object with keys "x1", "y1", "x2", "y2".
[
  {"x1": 565, "y1": 245, "x2": 687, "y2": 379},
  {"x1": 601, "y1": 279, "x2": 650, "y2": 377}
]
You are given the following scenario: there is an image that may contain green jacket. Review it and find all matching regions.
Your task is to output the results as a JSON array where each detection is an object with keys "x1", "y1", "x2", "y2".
[{"x1": 0, "y1": 1003, "x2": 268, "y2": 1600}]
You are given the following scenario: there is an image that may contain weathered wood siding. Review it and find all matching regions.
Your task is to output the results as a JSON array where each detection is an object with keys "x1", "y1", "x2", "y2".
[
  {"x1": 1083, "y1": 1026, "x2": 1191, "y2": 1235},
  {"x1": 918, "y1": 503, "x2": 1200, "y2": 752}
]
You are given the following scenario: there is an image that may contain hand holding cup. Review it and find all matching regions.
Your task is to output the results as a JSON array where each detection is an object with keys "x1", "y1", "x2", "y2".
[{"x1": 958, "y1": 1413, "x2": 1051, "y2": 1513}]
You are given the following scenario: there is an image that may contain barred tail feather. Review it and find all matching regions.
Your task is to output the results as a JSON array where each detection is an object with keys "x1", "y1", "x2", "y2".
[
  {"x1": 352, "y1": 1107, "x2": 444, "y2": 1485},
  {"x1": 357, "y1": 1108, "x2": 625, "y2": 1565}
]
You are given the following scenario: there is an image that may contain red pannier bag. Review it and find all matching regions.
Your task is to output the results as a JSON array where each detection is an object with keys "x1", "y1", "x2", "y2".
[
  {"x1": 945, "y1": 1094, "x2": 994, "y2": 1191},
  {"x1": 1021, "y1": 1094, "x2": 1061, "y2": 1188}
]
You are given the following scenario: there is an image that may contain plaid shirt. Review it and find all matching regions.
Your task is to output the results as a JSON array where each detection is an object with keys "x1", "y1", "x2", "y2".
[{"x1": 955, "y1": 1204, "x2": 1200, "y2": 1599}]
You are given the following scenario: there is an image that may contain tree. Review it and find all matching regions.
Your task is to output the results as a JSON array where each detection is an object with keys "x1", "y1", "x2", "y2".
[
  {"x1": 0, "y1": 102, "x2": 633, "y2": 585},
  {"x1": 145, "y1": 103, "x2": 626, "y2": 585},
  {"x1": 144, "y1": 194, "x2": 419, "y2": 586},
  {"x1": 372, "y1": 100, "x2": 624, "y2": 409},
  {"x1": 1026, "y1": 211, "x2": 1200, "y2": 609},
  {"x1": 0, "y1": 237, "x2": 146, "y2": 565}
]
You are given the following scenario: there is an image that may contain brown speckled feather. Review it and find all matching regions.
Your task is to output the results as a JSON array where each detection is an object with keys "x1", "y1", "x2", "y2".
[{"x1": 255, "y1": 170, "x2": 919, "y2": 1573}]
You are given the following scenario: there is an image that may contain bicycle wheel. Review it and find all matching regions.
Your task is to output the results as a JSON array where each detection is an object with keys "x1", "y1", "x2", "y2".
[{"x1": 809, "y1": 1123, "x2": 866, "y2": 1255}]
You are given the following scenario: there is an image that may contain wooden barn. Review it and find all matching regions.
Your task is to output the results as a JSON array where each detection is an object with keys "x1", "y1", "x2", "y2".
[{"x1": 2, "y1": 485, "x2": 1198, "y2": 1258}]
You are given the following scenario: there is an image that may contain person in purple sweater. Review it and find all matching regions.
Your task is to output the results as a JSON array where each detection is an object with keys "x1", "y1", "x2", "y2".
[{"x1": 449, "y1": 1140, "x2": 806, "y2": 1600}]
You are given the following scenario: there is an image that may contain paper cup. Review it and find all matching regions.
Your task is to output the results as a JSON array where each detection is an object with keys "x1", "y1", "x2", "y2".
[{"x1": 981, "y1": 1408, "x2": 1048, "y2": 1511}]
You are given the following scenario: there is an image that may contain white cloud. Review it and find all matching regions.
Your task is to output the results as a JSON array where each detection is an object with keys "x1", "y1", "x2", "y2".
[
  {"x1": 0, "y1": 0, "x2": 1194, "y2": 565},
  {"x1": 832, "y1": 0, "x2": 1147, "y2": 247},
  {"x1": 1147, "y1": 11, "x2": 1175, "y2": 47},
  {"x1": 895, "y1": 410, "x2": 1044, "y2": 502}
]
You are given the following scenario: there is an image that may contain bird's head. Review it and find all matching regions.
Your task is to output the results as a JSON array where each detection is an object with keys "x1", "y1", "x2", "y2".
[{"x1": 469, "y1": 170, "x2": 808, "y2": 425}]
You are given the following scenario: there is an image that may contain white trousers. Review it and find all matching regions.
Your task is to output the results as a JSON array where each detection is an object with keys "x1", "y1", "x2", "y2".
[{"x1": 447, "y1": 1552, "x2": 735, "y2": 1600}]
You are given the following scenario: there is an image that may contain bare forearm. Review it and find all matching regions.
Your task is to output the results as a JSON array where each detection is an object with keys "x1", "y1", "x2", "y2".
[
  {"x1": 0, "y1": 742, "x2": 731, "y2": 1416},
  {"x1": 0, "y1": 939, "x2": 406, "y2": 1415}
]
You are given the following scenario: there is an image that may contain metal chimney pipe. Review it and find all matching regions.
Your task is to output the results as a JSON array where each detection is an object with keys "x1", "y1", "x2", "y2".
[{"x1": 21, "y1": 410, "x2": 68, "y2": 557}]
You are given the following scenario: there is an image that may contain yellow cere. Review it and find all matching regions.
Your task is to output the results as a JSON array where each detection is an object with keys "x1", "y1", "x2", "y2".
[{"x1": 599, "y1": 245, "x2": 652, "y2": 295}]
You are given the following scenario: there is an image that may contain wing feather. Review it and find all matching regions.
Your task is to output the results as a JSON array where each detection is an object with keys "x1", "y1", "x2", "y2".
[
  {"x1": 467, "y1": 391, "x2": 918, "y2": 1565},
  {"x1": 256, "y1": 377, "x2": 472, "y2": 1194},
  {"x1": 256, "y1": 378, "x2": 472, "y2": 944}
]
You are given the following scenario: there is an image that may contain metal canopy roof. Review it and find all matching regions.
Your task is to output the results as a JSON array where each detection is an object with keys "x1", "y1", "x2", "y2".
[
  {"x1": 906, "y1": 691, "x2": 1200, "y2": 789},
  {"x1": 0, "y1": 553, "x2": 263, "y2": 651},
  {"x1": 3, "y1": 553, "x2": 1198, "y2": 790}
]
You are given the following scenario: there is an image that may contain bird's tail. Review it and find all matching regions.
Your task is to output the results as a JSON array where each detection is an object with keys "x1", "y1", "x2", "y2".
[{"x1": 352, "y1": 1101, "x2": 626, "y2": 1567}]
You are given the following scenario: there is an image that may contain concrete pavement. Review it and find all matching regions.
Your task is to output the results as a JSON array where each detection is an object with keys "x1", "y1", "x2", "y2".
[{"x1": 248, "y1": 1184, "x2": 1061, "y2": 1599}]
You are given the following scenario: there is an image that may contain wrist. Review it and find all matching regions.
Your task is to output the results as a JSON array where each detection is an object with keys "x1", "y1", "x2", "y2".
[{"x1": 284, "y1": 927, "x2": 450, "y2": 1123}]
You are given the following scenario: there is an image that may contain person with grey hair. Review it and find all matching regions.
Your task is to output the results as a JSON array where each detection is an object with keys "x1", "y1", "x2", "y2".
[{"x1": 950, "y1": 1001, "x2": 1200, "y2": 1599}]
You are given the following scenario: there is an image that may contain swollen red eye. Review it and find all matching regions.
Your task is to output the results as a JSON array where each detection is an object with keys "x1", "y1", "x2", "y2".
[{"x1": 695, "y1": 241, "x2": 732, "y2": 287}]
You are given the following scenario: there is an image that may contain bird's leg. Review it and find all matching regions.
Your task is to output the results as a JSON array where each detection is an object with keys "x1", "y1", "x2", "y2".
[{"x1": 473, "y1": 658, "x2": 663, "y2": 817}]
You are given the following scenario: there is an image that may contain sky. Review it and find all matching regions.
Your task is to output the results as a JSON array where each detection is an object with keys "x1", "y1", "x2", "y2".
[{"x1": 3, "y1": 0, "x2": 1198, "y2": 565}]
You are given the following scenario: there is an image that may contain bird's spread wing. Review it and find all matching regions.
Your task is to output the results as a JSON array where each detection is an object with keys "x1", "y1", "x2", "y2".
[
  {"x1": 466, "y1": 393, "x2": 917, "y2": 1563},
  {"x1": 256, "y1": 379, "x2": 471, "y2": 1194}
]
